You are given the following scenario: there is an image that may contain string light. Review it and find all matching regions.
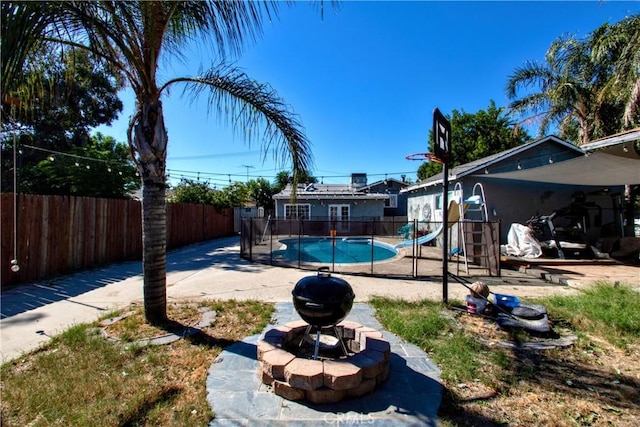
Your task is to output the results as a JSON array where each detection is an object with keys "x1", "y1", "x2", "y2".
[{"x1": 17, "y1": 142, "x2": 596, "y2": 190}]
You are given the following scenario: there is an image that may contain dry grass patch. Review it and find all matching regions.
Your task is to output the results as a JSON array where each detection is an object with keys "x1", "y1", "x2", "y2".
[
  {"x1": 441, "y1": 312, "x2": 640, "y2": 426},
  {"x1": 371, "y1": 283, "x2": 640, "y2": 427},
  {"x1": 1, "y1": 299, "x2": 274, "y2": 427}
]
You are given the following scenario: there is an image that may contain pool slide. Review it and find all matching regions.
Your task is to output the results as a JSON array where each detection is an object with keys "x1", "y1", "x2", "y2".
[
  {"x1": 394, "y1": 200, "x2": 464, "y2": 249},
  {"x1": 394, "y1": 224, "x2": 444, "y2": 248}
]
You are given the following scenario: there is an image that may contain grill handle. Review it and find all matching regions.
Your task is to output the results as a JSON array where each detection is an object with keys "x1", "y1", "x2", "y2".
[
  {"x1": 317, "y1": 266, "x2": 331, "y2": 278},
  {"x1": 304, "y1": 302, "x2": 325, "y2": 309}
]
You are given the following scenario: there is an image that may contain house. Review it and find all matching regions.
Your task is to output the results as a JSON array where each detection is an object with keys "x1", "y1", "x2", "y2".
[
  {"x1": 359, "y1": 176, "x2": 409, "y2": 217},
  {"x1": 401, "y1": 135, "x2": 632, "y2": 251},
  {"x1": 273, "y1": 173, "x2": 392, "y2": 224}
]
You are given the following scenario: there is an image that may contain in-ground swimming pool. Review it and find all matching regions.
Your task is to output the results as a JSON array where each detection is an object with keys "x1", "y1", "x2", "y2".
[{"x1": 273, "y1": 237, "x2": 398, "y2": 264}]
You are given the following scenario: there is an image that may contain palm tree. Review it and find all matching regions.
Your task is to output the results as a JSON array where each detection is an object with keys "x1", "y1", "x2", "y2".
[
  {"x1": 3, "y1": 1, "x2": 313, "y2": 325},
  {"x1": 506, "y1": 35, "x2": 616, "y2": 145},
  {"x1": 590, "y1": 14, "x2": 640, "y2": 129}
]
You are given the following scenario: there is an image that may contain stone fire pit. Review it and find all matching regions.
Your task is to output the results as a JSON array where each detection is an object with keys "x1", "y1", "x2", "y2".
[{"x1": 257, "y1": 319, "x2": 391, "y2": 404}]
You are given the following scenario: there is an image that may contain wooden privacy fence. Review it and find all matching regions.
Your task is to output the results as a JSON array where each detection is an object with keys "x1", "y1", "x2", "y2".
[{"x1": 1, "y1": 194, "x2": 234, "y2": 288}]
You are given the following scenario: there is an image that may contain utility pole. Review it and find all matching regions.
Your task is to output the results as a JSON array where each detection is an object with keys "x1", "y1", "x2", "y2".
[{"x1": 241, "y1": 164, "x2": 254, "y2": 182}]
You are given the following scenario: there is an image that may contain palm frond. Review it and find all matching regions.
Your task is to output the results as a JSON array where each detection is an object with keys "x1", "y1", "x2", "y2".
[{"x1": 164, "y1": 64, "x2": 313, "y2": 176}]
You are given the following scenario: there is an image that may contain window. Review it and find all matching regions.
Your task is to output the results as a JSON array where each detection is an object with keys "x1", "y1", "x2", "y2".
[
  {"x1": 435, "y1": 195, "x2": 442, "y2": 210},
  {"x1": 284, "y1": 204, "x2": 310, "y2": 219},
  {"x1": 384, "y1": 194, "x2": 398, "y2": 209}
]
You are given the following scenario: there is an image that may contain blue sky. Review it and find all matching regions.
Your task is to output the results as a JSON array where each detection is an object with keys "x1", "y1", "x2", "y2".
[{"x1": 96, "y1": 1, "x2": 638, "y2": 187}]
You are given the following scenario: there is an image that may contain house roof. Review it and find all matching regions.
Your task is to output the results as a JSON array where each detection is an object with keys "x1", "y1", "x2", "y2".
[
  {"x1": 401, "y1": 135, "x2": 582, "y2": 192},
  {"x1": 580, "y1": 128, "x2": 640, "y2": 159},
  {"x1": 487, "y1": 129, "x2": 640, "y2": 185},
  {"x1": 273, "y1": 182, "x2": 389, "y2": 200},
  {"x1": 361, "y1": 177, "x2": 408, "y2": 191}
]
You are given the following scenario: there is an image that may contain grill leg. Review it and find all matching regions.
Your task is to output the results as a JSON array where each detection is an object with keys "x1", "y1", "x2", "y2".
[
  {"x1": 313, "y1": 329, "x2": 321, "y2": 360},
  {"x1": 299, "y1": 324, "x2": 313, "y2": 348},
  {"x1": 333, "y1": 325, "x2": 349, "y2": 356}
]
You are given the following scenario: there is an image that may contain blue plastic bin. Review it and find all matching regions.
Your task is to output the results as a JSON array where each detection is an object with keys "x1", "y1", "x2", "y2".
[{"x1": 493, "y1": 293, "x2": 520, "y2": 308}]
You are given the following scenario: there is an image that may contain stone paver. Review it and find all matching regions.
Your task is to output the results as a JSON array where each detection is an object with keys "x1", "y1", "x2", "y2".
[{"x1": 206, "y1": 302, "x2": 441, "y2": 426}]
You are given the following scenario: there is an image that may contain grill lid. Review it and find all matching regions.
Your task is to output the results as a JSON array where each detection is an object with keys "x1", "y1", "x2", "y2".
[
  {"x1": 292, "y1": 267, "x2": 355, "y2": 327},
  {"x1": 292, "y1": 267, "x2": 355, "y2": 304}
]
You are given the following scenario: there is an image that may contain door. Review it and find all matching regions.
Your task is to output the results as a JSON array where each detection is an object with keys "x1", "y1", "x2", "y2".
[{"x1": 329, "y1": 204, "x2": 350, "y2": 233}]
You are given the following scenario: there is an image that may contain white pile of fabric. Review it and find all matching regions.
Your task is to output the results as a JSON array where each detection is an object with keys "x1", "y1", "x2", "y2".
[{"x1": 503, "y1": 223, "x2": 542, "y2": 258}]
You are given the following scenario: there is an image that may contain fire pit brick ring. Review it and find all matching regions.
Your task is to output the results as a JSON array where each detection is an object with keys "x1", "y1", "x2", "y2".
[{"x1": 257, "y1": 268, "x2": 391, "y2": 404}]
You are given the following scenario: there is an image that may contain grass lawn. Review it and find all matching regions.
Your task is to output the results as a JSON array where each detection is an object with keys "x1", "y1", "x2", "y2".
[{"x1": 2, "y1": 283, "x2": 639, "y2": 426}]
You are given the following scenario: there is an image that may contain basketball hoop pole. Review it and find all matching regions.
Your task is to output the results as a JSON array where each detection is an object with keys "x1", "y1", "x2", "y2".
[
  {"x1": 442, "y1": 160, "x2": 449, "y2": 304},
  {"x1": 433, "y1": 107, "x2": 451, "y2": 304}
]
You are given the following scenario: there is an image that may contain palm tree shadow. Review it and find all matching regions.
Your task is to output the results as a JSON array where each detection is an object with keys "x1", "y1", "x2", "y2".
[{"x1": 120, "y1": 385, "x2": 182, "y2": 427}]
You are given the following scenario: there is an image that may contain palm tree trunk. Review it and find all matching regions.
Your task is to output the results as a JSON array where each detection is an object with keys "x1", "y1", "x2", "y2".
[
  {"x1": 624, "y1": 78, "x2": 640, "y2": 128},
  {"x1": 134, "y1": 98, "x2": 169, "y2": 325},
  {"x1": 142, "y1": 174, "x2": 167, "y2": 325}
]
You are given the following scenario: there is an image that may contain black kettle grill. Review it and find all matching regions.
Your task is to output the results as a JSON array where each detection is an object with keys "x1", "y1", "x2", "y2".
[{"x1": 292, "y1": 267, "x2": 355, "y2": 359}]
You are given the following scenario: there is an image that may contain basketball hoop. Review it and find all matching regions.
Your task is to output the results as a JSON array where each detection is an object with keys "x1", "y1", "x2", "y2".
[{"x1": 405, "y1": 152, "x2": 444, "y2": 164}]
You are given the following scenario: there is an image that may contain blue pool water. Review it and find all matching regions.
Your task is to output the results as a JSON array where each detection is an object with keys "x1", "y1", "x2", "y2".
[{"x1": 273, "y1": 237, "x2": 398, "y2": 264}]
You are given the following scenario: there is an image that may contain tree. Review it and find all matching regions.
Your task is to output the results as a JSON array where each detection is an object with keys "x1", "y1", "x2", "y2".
[
  {"x1": 4, "y1": 1, "x2": 314, "y2": 325},
  {"x1": 273, "y1": 170, "x2": 317, "y2": 193},
  {"x1": 417, "y1": 101, "x2": 530, "y2": 180},
  {"x1": 247, "y1": 177, "x2": 276, "y2": 211},
  {"x1": 505, "y1": 15, "x2": 640, "y2": 144},
  {"x1": 213, "y1": 182, "x2": 251, "y2": 208},
  {"x1": 506, "y1": 33, "x2": 620, "y2": 145},
  {"x1": 1, "y1": 47, "x2": 124, "y2": 193},
  {"x1": 19, "y1": 132, "x2": 140, "y2": 198},
  {"x1": 168, "y1": 178, "x2": 216, "y2": 205},
  {"x1": 590, "y1": 14, "x2": 640, "y2": 129}
]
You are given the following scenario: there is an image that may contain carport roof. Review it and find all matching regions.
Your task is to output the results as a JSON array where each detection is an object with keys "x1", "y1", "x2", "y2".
[
  {"x1": 484, "y1": 129, "x2": 640, "y2": 186},
  {"x1": 483, "y1": 152, "x2": 639, "y2": 185},
  {"x1": 401, "y1": 135, "x2": 580, "y2": 192},
  {"x1": 401, "y1": 131, "x2": 640, "y2": 191}
]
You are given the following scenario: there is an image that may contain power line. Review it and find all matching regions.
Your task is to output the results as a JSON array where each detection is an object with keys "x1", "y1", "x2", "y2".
[{"x1": 168, "y1": 150, "x2": 261, "y2": 160}]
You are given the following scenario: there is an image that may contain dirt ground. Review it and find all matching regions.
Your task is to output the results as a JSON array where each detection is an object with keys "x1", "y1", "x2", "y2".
[{"x1": 441, "y1": 309, "x2": 640, "y2": 426}]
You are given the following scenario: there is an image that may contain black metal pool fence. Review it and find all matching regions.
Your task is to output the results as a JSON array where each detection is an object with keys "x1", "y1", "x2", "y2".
[{"x1": 240, "y1": 217, "x2": 501, "y2": 277}]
